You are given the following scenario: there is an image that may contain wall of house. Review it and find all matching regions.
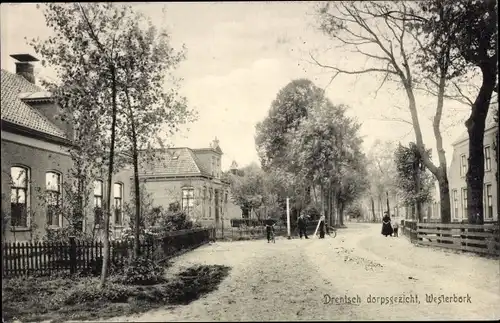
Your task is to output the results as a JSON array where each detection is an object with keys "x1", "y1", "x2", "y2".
[
  {"x1": 85, "y1": 166, "x2": 133, "y2": 240},
  {"x1": 29, "y1": 101, "x2": 74, "y2": 140},
  {"x1": 1, "y1": 134, "x2": 72, "y2": 242},
  {"x1": 193, "y1": 150, "x2": 222, "y2": 178},
  {"x1": 137, "y1": 176, "x2": 231, "y2": 229},
  {"x1": 447, "y1": 126, "x2": 498, "y2": 222}
]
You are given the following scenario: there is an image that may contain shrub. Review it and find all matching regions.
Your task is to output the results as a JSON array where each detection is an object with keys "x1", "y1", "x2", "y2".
[
  {"x1": 118, "y1": 256, "x2": 166, "y2": 285},
  {"x1": 60, "y1": 279, "x2": 132, "y2": 305}
]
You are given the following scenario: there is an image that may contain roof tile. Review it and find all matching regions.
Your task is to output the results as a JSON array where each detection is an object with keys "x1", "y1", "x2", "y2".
[
  {"x1": 1, "y1": 69, "x2": 67, "y2": 139},
  {"x1": 139, "y1": 148, "x2": 210, "y2": 177}
]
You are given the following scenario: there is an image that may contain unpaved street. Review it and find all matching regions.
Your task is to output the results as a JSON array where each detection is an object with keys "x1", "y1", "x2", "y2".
[{"x1": 88, "y1": 223, "x2": 499, "y2": 322}]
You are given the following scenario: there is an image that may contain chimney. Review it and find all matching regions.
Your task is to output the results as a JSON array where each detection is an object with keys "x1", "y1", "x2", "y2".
[{"x1": 10, "y1": 54, "x2": 39, "y2": 84}]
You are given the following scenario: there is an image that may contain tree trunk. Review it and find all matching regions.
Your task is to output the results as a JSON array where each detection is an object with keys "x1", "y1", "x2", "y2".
[
  {"x1": 339, "y1": 201, "x2": 344, "y2": 226},
  {"x1": 466, "y1": 65, "x2": 496, "y2": 224},
  {"x1": 385, "y1": 191, "x2": 390, "y2": 217},
  {"x1": 125, "y1": 88, "x2": 142, "y2": 259},
  {"x1": 370, "y1": 197, "x2": 376, "y2": 222},
  {"x1": 132, "y1": 142, "x2": 141, "y2": 258},
  {"x1": 100, "y1": 64, "x2": 117, "y2": 289},
  {"x1": 403, "y1": 81, "x2": 452, "y2": 223}
]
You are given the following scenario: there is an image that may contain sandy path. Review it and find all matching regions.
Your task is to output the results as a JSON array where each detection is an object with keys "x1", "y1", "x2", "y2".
[
  {"x1": 305, "y1": 223, "x2": 500, "y2": 320},
  {"x1": 73, "y1": 223, "x2": 499, "y2": 322}
]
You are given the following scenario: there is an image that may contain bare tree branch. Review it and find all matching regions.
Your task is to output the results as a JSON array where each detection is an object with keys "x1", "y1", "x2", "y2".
[
  {"x1": 371, "y1": 116, "x2": 413, "y2": 126},
  {"x1": 309, "y1": 53, "x2": 398, "y2": 76}
]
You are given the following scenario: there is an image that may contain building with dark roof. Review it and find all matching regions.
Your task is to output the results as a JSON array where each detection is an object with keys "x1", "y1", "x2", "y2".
[
  {"x1": 1, "y1": 55, "x2": 131, "y2": 242},
  {"x1": 131, "y1": 138, "x2": 234, "y2": 229},
  {"x1": 1, "y1": 55, "x2": 75, "y2": 241}
]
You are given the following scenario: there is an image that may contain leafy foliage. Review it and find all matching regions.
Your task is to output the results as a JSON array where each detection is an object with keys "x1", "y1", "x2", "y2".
[
  {"x1": 394, "y1": 142, "x2": 434, "y2": 207},
  {"x1": 117, "y1": 256, "x2": 166, "y2": 285},
  {"x1": 255, "y1": 79, "x2": 324, "y2": 171}
]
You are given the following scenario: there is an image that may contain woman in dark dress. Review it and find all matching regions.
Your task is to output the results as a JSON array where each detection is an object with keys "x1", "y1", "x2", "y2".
[
  {"x1": 319, "y1": 215, "x2": 326, "y2": 238},
  {"x1": 381, "y1": 212, "x2": 393, "y2": 237}
]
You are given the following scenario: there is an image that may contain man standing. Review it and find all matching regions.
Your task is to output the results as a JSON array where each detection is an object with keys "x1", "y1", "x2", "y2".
[{"x1": 297, "y1": 213, "x2": 309, "y2": 239}]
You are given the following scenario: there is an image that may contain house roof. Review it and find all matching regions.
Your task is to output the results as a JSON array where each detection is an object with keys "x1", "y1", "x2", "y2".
[
  {"x1": 139, "y1": 147, "x2": 211, "y2": 177},
  {"x1": 1, "y1": 69, "x2": 67, "y2": 139}
]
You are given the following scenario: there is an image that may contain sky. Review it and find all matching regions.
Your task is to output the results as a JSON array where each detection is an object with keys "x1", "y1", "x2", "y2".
[{"x1": 1, "y1": 2, "x2": 474, "y2": 171}]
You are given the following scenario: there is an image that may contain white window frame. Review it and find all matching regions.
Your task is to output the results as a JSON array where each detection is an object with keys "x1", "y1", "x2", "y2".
[
  {"x1": 484, "y1": 183, "x2": 493, "y2": 219},
  {"x1": 182, "y1": 187, "x2": 194, "y2": 215},
  {"x1": 484, "y1": 146, "x2": 491, "y2": 171},
  {"x1": 113, "y1": 182, "x2": 124, "y2": 226},
  {"x1": 460, "y1": 154, "x2": 467, "y2": 177},
  {"x1": 452, "y1": 189, "x2": 458, "y2": 219},
  {"x1": 94, "y1": 179, "x2": 104, "y2": 224},
  {"x1": 10, "y1": 165, "x2": 31, "y2": 228},
  {"x1": 461, "y1": 188, "x2": 467, "y2": 219},
  {"x1": 46, "y1": 171, "x2": 62, "y2": 227}
]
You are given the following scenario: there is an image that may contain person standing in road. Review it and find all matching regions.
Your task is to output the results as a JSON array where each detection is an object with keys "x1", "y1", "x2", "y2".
[
  {"x1": 392, "y1": 216, "x2": 399, "y2": 237},
  {"x1": 319, "y1": 215, "x2": 326, "y2": 239},
  {"x1": 297, "y1": 213, "x2": 309, "y2": 239}
]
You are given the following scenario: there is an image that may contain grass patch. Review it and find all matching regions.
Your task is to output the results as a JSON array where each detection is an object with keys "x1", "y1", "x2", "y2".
[{"x1": 2, "y1": 264, "x2": 231, "y2": 323}]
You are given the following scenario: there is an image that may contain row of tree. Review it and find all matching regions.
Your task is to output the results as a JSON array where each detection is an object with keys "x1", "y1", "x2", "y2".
[
  {"x1": 31, "y1": 3, "x2": 195, "y2": 287},
  {"x1": 311, "y1": 0, "x2": 498, "y2": 224},
  {"x1": 249, "y1": 79, "x2": 369, "y2": 227}
]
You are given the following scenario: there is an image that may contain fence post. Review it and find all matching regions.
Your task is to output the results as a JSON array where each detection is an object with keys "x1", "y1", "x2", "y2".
[{"x1": 69, "y1": 236, "x2": 76, "y2": 274}]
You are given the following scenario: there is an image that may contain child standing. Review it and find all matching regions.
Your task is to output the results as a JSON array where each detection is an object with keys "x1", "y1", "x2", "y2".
[{"x1": 392, "y1": 217, "x2": 399, "y2": 237}]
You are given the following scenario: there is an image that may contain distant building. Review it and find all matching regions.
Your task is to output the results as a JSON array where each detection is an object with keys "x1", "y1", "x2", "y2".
[
  {"x1": 130, "y1": 138, "x2": 232, "y2": 228},
  {"x1": 447, "y1": 111, "x2": 498, "y2": 222},
  {"x1": 426, "y1": 109, "x2": 498, "y2": 222}
]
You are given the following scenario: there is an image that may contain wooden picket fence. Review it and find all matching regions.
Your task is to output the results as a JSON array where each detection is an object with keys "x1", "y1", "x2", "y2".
[{"x1": 2, "y1": 227, "x2": 215, "y2": 278}]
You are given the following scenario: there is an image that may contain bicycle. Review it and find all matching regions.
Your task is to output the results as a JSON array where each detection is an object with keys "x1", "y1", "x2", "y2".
[
  {"x1": 266, "y1": 225, "x2": 276, "y2": 243},
  {"x1": 326, "y1": 226, "x2": 337, "y2": 238}
]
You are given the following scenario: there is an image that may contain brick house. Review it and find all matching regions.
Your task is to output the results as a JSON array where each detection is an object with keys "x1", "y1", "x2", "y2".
[
  {"x1": 1, "y1": 54, "x2": 130, "y2": 242},
  {"x1": 130, "y1": 138, "x2": 233, "y2": 229}
]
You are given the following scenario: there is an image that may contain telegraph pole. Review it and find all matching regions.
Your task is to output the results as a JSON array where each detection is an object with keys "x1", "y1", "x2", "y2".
[{"x1": 286, "y1": 197, "x2": 291, "y2": 239}]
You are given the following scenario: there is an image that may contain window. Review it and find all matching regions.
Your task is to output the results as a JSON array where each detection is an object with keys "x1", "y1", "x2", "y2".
[
  {"x1": 211, "y1": 156, "x2": 215, "y2": 176},
  {"x1": 225, "y1": 192, "x2": 228, "y2": 204},
  {"x1": 484, "y1": 184, "x2": 493, "y2": 218},
  {"x1": 94, "y1": 180, "x2": 103, "y2": 224},
  {"x1": 484, "y1": 146, "x2": 491, "y2": 171},
  {"x1": 452, "y1": 190, "x2": 458, "y2": 219},
  {"x1": 216, "y1": 158, "x2": 220, "y2": 178},
  {"x1": 182, "y1": 188, "x2": 194, "y2": 215},
  {"x1": 460, "y1": 154, "x2": 467, "y2": 177},
  {"x1": 461, "y1": 188, "x2": 467, "y2": 219},
  {"x1": 10, "y1": 166, "x2": 30, "y2": 227},
  {"x1": 203, "y1": 187, "x2": 207, "y2": 200},
  {"x1": 114, "y1": 183, "x2": 123, "y2": 225},
  {"x1": 46, "y1": 172, "x2": 62, "y2": 227}
]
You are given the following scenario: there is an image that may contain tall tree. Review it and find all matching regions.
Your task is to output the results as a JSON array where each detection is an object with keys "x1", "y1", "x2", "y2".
[
  {"x1": 415, "y1": 0, "x2": 498, "y2": 224},
  {"x1": 116, "y1": 11, "x2": 194, "y2": 257},
  {"x1": 394, "y1": 142, "x2": 434, "y2": 222},
  {"x1": 227, "y1": 163, "x2": 266, "y2": 219},
  {"x1": 312, "y1": 1, "x2": 463, "y2": 223},
  {"x1": 32, "y1": 3, "x2": 139, "y2": 288},
  {"x1": 366, "y1": 140, "x2": 398, "y2": 219},
  {"x1": 255, "y1": 79, "x2": 324, "y2": 171},
  {"x1": 255, "y1": 79, "x2": 327, "y2": 218},
  {"x1": 287, "y1": 98, "x2": 365, "y2": 228}
]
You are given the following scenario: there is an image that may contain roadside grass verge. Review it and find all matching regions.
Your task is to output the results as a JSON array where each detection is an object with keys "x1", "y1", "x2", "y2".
[{"x1": 2, "y1": 264, "x2": 231, "y2": 323}]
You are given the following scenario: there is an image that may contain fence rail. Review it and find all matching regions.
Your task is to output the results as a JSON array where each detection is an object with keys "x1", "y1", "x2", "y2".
[
  {"x1": 401, "y1": 220, "x2": 500, "y2": 257},
  {"x1": 2, "y1": 228, "x2": 215, "y2": 278}
]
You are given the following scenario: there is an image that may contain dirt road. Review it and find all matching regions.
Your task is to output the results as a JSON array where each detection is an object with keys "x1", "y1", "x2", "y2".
[{"x1": 89, "y1": 223, "x2": 499, "y2": 322}]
